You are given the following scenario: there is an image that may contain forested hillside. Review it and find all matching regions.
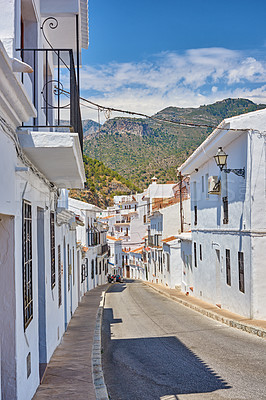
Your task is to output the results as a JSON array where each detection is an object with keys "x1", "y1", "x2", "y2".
[
  {"x1": 69, "y1": 155, "x2": 140, "y2": 208},
  {"x1": 83, "y1": 98, "x2": 266, "y2": 189}
]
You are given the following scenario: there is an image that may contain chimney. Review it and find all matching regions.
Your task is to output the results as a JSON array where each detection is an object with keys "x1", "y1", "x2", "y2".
[{"x1": 151, "y1": 176, "x2": 157, "y2": 184}]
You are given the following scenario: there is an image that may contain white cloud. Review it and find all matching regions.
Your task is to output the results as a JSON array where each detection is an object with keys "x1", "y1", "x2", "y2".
[{"x1": 77, "y1": 48, "x2": 266, "y2": 121}]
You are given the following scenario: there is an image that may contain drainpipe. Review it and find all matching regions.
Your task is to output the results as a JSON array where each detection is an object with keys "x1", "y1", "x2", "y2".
[{"x1": 179, "y1": 172, "x2": 183, "y2": 233}]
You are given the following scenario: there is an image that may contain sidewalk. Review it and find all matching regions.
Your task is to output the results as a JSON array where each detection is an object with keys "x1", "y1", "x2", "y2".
[
  {"x1": 143, "y1": 281, "x2": 266, "y2": 339},
  {"x1": 34, "y1": 284, "x2": 108, "y2": 400}
]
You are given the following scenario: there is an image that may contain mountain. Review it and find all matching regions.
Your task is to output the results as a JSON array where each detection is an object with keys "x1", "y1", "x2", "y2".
[
  {"x1": 83, "y1": 98, "x2": 266, "y2": 189},
  {"x1": 69, "y1": 155, "x2": 140, "y2": 208},
  {"x1": 83, "y1": 119, "x2": 100, "y2": 138}
]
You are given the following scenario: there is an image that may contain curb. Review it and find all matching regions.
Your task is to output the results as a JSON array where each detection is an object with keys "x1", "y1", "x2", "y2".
[
  {"x1": 144, "y1": 282, "x2": 266, "y2": 339},
  {"x1": 92, "y1": 286, "x2": 110, "y2": 400}
]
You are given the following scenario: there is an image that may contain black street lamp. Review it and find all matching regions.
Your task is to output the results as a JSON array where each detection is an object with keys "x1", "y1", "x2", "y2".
[{"x1": 214, "y1": 147, "x2": 245, "y2": 178}]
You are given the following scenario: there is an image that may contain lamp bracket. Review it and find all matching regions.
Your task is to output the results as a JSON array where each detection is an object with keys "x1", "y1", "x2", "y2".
[{"x1": 223, "y1": 167, "x2": 245, "y2": 179}]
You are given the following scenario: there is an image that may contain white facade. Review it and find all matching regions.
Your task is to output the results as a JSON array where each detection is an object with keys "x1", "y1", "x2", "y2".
[
  {"x1": 179, "y1": 108, "x2": 266, "y2": 319},
  {"x1": 107, "y1": 236, "x2": 123, "y2": 275},
  {"x1": 0, "y1": 1, "x2": 92, "y2": 399}
]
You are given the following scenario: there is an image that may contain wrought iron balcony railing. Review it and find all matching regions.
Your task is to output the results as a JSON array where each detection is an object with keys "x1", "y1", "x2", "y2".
[{"x1": 17, "y1": 48, "x2": 83, "y2": 152}]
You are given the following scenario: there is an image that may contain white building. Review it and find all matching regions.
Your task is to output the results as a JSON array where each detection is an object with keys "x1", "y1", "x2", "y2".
[
  {"x1": 0, "y1": 0, "x2": 90, "y2": 398},
  {"x1": 107, "y1": 235, "x2": 123, "y2": 275},
  {"x1": 179, "y1": 108, "x2": 266, "y2": 319},
  {"x1": 144, "y1": 178, "x2": 191, "y2": 289},
  {"x1": 68, "y1": 197, "x2": 109, "y2": 294}
]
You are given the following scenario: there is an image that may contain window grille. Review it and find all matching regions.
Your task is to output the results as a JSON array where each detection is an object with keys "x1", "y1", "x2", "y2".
[
  {"x1": 194, "y1": 242, "x2": 197, "y2": 267},
  {"x1": 50, "y1": 212, "x2": 56, "y2": 288},
  {"x1": 223, "y1": 196, "x2": 229, "y2": 224},
  {"x1": 91, "y1": 259, "x2": 94, "y2": 279},
  {"x1": 226, "y1": 249, "x2": 231, "y2": 286},
  {"x1": 67, "y1": 244, "x2": 71, "y2": 291},
  {"x1": 58, "y1": 245, "x2": 62, "y2": 307},
  {"x1": 194, "y1": 205, "x2": 197, "y2": 226},
  {"x1": 23, "y1": 200, "x2": 33, "y2": 330},
  {"x1": 72, "y1": 246, "x2": 75, "y2": 286},
  {"x1": 238, "y1": 252, "x2": 245, "y2": 293},
  {"x1": 81, "y1": 264, "x2": 86, "y2": 283},
  {"x1": 85, "y1": 258, "x2": 88, "y2": 277}
]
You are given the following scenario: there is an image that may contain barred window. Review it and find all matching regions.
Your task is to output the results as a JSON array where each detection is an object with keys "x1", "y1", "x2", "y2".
[
  {"x1": 67, "y1": 244, "x2": 70, "y2": 291},
  {"x1": 199, "y1": 244, "x2": 202, "y2": 261},
  {"x1": 72, "y1": 246, "x2": 75, "y2": 286},
  {"x1": 58, "y1": 245, "x2": 62, "y2": 307},
  {"x1": 194, "y1": 242, "x2": 197, "y2": 267},
  {"x1": 238, "y1": 252, "x2": 245, "y2": 293},
  {"x1": 81, "y1": 263, "x2": 86, "y2": 283},
  {"x1": 194, "y1": 206, "x2": 197, "y2": 226},
  {"x1": 50, "y1": 212, "x2": 56, "y2": 288},
  {"x1": 85, "y1": 258, "x2": 88, "y2": 277},
  {"x1": 91, "y1": 259, "x2": 94, "y2": 279},
  {"x1": 23, "y1": 200, "x2": 33, "y2": 329},
  {"x1": 226, "y1": 249, "x2": 231, "y2": 286},
  {"x1": 223, "y1": 196, "x2": 229, "y2": 224}
]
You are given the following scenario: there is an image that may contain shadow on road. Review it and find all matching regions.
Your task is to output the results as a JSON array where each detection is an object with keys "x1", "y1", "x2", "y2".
[
  {"x1": 107, "y1": 282, "x2": 127, "y2": 293},
  {"x1": 102, "y1": 307, "x2": 231, "y2": 400}
]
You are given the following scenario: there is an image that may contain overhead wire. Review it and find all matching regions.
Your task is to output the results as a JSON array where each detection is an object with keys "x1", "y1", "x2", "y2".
[{"x1": 58, "y1": 87, "x2": 250, "y2": 133}]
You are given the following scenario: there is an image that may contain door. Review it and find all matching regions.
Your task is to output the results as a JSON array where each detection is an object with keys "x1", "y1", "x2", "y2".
[
  {"x1": 215, "y1": 249, "x2": 221, "y2": 306},
  {"x1": 0, "y1": 214, "x2": 16, "y2": 399},
  {"x1": 126, "y1": 266, "x2": 130, "y2": 278},
  {"x1": 37, "y1": 208, "x2": 47, "y2": 380}
]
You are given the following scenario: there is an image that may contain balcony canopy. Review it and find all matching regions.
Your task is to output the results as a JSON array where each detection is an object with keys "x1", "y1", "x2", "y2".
[{"x1": 18, "y1": 131, "x2": 85, "y2": 189}]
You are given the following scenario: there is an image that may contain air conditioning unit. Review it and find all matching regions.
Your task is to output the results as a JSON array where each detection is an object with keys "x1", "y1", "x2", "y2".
[{"x1": 208, "y1": 176, "x2": 221, "y2": 194}]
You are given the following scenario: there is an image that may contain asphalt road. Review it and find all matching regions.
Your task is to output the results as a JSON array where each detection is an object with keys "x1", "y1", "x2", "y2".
[{"x1": 102, "y1": 280, "x2": 266, "y2": 400}]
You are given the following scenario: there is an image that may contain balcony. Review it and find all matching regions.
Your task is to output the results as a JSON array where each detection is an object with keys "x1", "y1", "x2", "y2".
[
  {"x1": 17, "y1": 48, "x2": 83, "y2": 152},
  {"x1": 148, "y1": 234, "x2": 162, "y2": 248},
  {"x1": 98, "y1": 243, "x2": 109, "y2": 256}
]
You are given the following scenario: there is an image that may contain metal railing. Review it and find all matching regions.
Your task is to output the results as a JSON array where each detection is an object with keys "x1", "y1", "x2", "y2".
[{"x1": 17, "y1": 48, "x2": 83, "y2": 152}]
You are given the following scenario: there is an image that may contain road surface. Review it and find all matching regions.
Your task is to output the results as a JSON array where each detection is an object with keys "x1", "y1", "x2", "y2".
[{"x1": 102, "y1": 280, "x2": 266, "y2": 400}]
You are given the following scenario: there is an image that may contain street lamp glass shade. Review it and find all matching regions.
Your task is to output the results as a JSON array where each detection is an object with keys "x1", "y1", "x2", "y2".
[{"x1": 214, "y1": 147, "x2": 228, "y2": 169}]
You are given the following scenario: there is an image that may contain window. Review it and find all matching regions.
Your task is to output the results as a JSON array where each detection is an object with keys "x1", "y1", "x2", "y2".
[
  {"x1": 96, "y1": 261, "x2": 98, "y2": 275},
  {"x1": 72, "y1": 246, "x2": 75, "y2": 286},
  {"x1": 205, "y1": 174, "x2": 209, "y2": 199},
  {"x1": 81, "y1": 264, "x2": 86, "y2": 283},
  {"x1": 67, "y1": 244, "x2": 70, "y2": 291},
  {"x1": 199, "y1": 244, "x2": 202, "y2": 261},
  {"x1": 50, "y1": 212, "x2": 56, "y2": 288},
  {"x1": 58, "y1": 245, "x2": 62, "y2": 307},
  {"x1": 238, "y1": 252, "x2": 245, "y2": 293},
  {"x1": 226, "y1": 249, "x2": 231, "y2": 286},
  {"x1": 23, "y1": 200, "x2": 33, "y2": 329},
  {"x1": 91, "y1": 259, "x2": 94, "y2": 279},
  {"x1": 194, "y1": 242, "x2": 197, "y2": 267},
  {"x1": 194, "y1": 205, "x2": 197, "y2": 226},
  {"x1": 99, "y1": 261, "x2": 102, "y2": 274},
  {"x1": 201, "y1": 176, "x2": 204, "y2": 192},
  {"x1": 223, "y1": 196, "x2": 229, "y2": 224},
  {"x1": 85, "y1": 258, "x2": 88, "y2": 277},
  {"x1": 166, "y1": 253, "x2": 170, "y2": 272},
  {"x1": 143, "y1": 215, "x2": 147, "y2": 224}
]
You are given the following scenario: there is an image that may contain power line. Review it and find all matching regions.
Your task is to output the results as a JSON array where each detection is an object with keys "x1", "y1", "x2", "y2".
[{"x1": 58, "y1": 87, "x2": 250, "y2": 133}]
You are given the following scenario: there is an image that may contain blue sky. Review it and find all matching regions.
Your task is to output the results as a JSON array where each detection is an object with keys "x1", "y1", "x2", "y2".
[{"x1": 80, "y1": 0, "x2": 266, "y2": 120}]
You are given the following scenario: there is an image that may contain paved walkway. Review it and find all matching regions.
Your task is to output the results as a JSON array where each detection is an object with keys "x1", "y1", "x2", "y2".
[
  {"x1": 143, "y1": 281, "x2": 266, "y2": 338},
  {"x1": 34, "y1": 284, "x2": 108, "y2": 400}
]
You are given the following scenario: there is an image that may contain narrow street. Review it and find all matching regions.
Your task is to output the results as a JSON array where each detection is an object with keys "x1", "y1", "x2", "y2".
[{"x1": 102, "y1": 280, "x2": 266, "y2": 400}]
